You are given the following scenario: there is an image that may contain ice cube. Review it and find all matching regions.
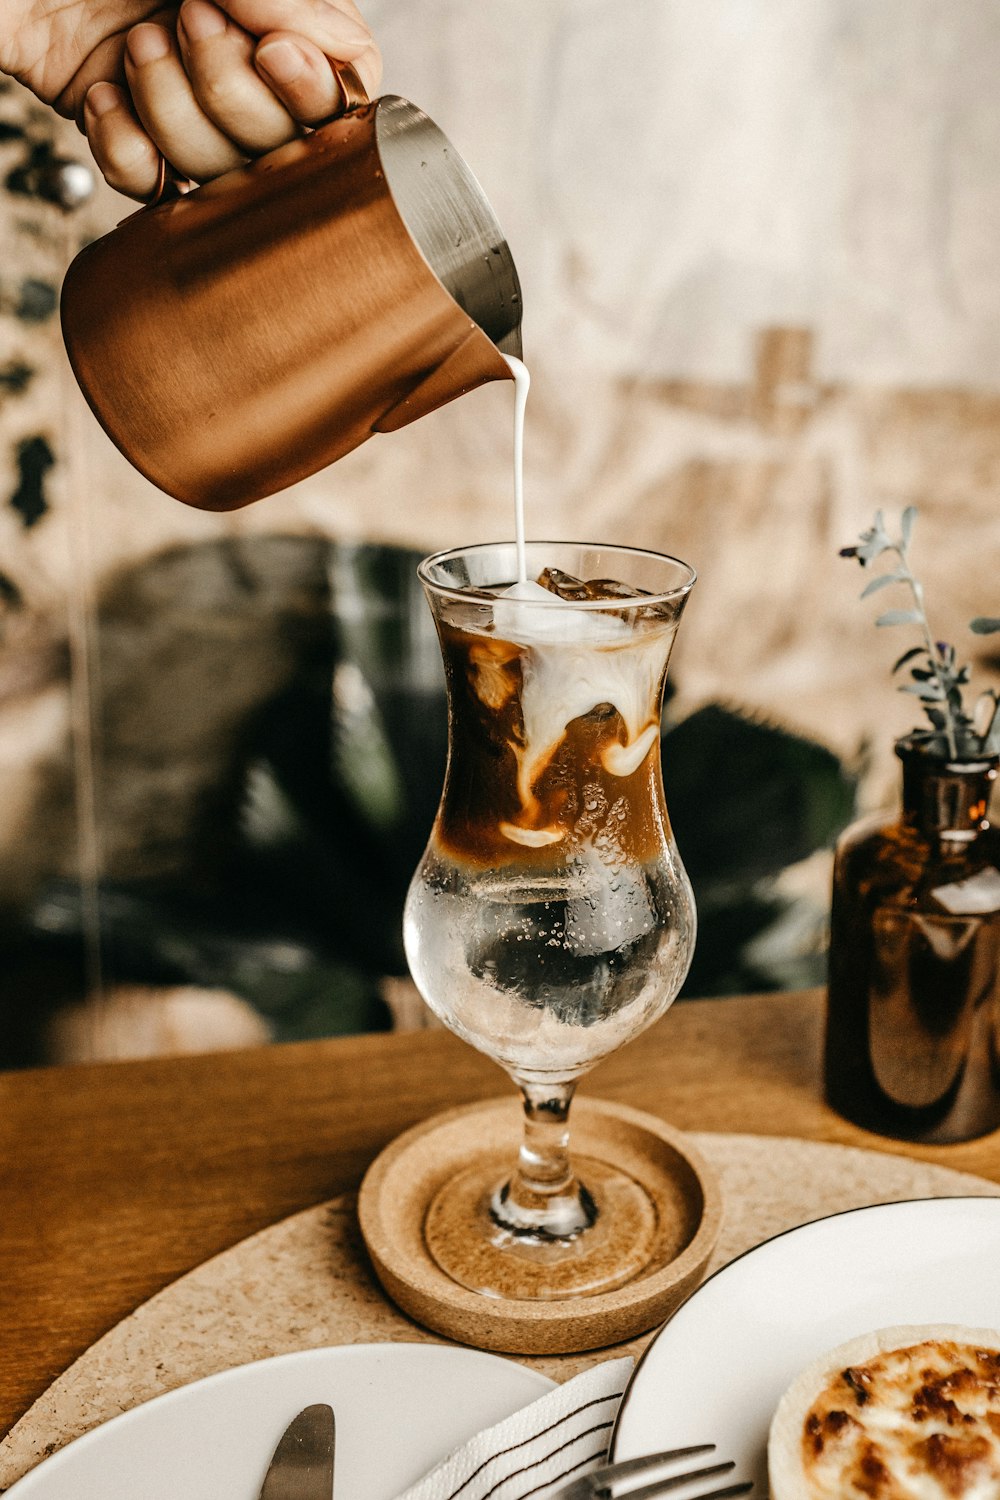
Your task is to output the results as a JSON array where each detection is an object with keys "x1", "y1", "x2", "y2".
[
  {"x1": 501, "y1": 579, "x2": 557, "y2": 603},
  {"x1": 536, "y1": 567, "x2": 670, "y2": 619},
  {"x1": 585, "y1": 576, "x2": 673, "y2": 620},
  {"x1": 494, "y1": 576, "x2": 628, "y2": 645},
  {"x1": 537, "y1": 569, "x2": 654, "y2": 604},
  {"x1": 536, "y1": 568, "x2": 592, "y2": 602},
  {"x1": 583, "y1": 576, "x2": 650, "y2": 601}
]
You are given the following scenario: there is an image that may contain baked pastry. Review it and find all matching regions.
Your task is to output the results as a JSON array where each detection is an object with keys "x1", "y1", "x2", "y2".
[{"x1": 768, "y1": 1324, "x2": 1000, "y2": 1499}]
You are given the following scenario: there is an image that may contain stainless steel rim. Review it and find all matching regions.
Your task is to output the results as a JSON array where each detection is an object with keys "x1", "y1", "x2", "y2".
[{"x1": 376, "y1": 95, "x2": 522, "y2": 357}]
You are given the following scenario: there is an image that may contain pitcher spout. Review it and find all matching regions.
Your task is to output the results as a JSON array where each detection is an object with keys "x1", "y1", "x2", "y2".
[{"x1": 373, "y1": 324, "x2": 517, "y2": 435}]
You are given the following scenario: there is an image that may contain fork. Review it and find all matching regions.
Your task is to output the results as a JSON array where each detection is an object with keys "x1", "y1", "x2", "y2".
[{"x1": 550, "y1": 1444, "x2": 753, "y2": 1500}]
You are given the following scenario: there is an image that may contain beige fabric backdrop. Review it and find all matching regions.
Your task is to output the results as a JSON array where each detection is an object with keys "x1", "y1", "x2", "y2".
[{"x1": 1, "y1": 0, "x2": 999, "y2": 1046}]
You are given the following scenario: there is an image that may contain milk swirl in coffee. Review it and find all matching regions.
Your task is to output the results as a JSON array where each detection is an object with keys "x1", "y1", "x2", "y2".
[
  {"x1": 403, "y1": 364, "x2": 693, "y2": 1083},
  {"x1": 494, "y1": 356, "x2": 674, "y2": 834}
]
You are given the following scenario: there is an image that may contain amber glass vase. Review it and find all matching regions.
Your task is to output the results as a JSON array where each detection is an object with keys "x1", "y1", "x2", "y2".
[{"x1": 825, "y1": 735, "x2": 1000, "y2": 1143}]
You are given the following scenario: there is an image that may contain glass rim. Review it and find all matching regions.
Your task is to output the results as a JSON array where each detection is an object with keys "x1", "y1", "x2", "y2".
[{"x1": 416, "y1": 539, "x2": 698, "y2": 610}]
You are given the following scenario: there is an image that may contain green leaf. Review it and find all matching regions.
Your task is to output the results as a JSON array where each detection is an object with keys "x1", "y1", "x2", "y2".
[
  {"x1": 970, "y1": 617, "x2": 1000, "y2": 635},
  {"x1": 857, "y1": 536, "x2": 893, "y2": 564},
  {"x1": 892, "y1": 646, "x2": 926, "y2": 673},
  {"x1": 876, "y1": 609, "x2": 922, "y2": 627},
  {"x1": 901, "y1": 506, "x2": 917, "y2": 548},
  {"x1": 899, "y1": 681, "x2": 945, "y2": 699},
  {"x1": 983, "y1": 699, "x2": 1000, "y2": 752},
  {"x1": 860, "y1": 572, "x2": 905, "y2": 599},
  {"x1": 974, "y1": 692, "x2": 999, "y2": 739}
]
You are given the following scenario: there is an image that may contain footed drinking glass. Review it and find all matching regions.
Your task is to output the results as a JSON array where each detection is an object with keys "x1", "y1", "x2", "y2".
[{"x1": 403, "y1": 541, "x2": 697, "y2": 1299}]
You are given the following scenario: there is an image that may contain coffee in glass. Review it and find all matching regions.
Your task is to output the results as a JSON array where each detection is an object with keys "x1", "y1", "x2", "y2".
[{"x1": 404, "y1": 540, "x2": 696, "y2": 1299}]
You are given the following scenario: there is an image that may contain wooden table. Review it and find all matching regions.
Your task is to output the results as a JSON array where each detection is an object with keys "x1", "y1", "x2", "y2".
[{"x1": 4, "y1": 986, "x2": 1000, "y2": 1442}]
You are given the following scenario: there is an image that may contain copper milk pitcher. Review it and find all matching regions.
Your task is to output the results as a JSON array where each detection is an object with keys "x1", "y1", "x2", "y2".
[{"x1": 60, "y1": 66, "x2": 522, "y2": 511}]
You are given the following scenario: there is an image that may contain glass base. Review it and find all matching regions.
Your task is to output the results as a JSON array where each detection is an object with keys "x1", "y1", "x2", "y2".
[{"x1": 424, "y1": 1153, "x2": 658, "y2": 1300}]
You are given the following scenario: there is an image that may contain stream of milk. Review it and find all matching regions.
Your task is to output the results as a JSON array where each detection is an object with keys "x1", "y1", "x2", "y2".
[
  {"x1": 502, "y1": 354, "x2": 531, "y2": 584},
  {"x1": 493, "y1": 355, "x2": 670, "y2": 841}
]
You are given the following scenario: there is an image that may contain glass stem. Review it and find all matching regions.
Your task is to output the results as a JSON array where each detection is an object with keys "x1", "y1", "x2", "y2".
[{"x1": 490, "y1": 1080, "x2": 598, "y2": 1241}]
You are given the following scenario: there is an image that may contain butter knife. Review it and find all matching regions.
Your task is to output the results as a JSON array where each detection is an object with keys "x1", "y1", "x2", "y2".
[{"x1": 258, "y1": 1404, "x2": 336, "y2": 1500}]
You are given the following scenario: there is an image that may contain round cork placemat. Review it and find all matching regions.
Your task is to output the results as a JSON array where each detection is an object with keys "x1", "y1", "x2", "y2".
[
  {"x1": 358, "y1": 1097, "x2": 722, "y2": 1355},
  {"x1": 2, "y1": 1130, "x2": 998, "y2": 1491}
]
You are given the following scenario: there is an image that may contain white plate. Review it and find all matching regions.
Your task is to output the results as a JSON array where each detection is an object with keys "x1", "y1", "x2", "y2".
[
  {"x1": 611, "y1": 1197, "x2": 1000, "y2": 1496},
  {"x1": 6, "y1": 1343, "x2": 554, "y2": 1500}
]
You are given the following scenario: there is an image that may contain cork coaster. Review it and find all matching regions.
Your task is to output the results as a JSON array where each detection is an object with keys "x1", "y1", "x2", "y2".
[{"x1": 357, "y1": 1097, "x2": 722, "y2": 1354}]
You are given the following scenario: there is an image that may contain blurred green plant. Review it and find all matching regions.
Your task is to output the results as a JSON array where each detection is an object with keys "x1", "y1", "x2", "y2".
[
  {"x1": 663, "y1": 703, "x2": 855, "y2": 996},
  {"x1": 0, "y1": 540, "x2": 858, "y2": 1065}
]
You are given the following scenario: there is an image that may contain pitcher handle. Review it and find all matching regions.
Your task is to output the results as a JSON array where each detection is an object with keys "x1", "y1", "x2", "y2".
[
  {"x1": 146, "y1": 153, "x2": 193, "y2": 208},
  {"x1": 329, "y1": 60, "x2": 370, "y2": 113}
]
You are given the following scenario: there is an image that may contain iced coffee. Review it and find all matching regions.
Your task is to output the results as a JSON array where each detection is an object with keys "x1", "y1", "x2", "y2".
[{"x1": 404, "y1": 543, "x2": 697, "y2": 1084}]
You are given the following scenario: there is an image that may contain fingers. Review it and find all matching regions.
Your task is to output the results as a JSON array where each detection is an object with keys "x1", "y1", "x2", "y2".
[
  {"x1": 81, "y1": 0, "x2": 382, "y2": 197},
  {"x1": 83, "y1": 81, "x2": 162, "y2": 199},
  {"x1": 238, "y1": 0, "x2": 381, "y2": 125},
  {"x1": 222, "y1": 0, "x2": 374, "y2": 64},
  {"x1": 252, "y1": 31, "x2": 340, "y2": 123},
  {"x1": 125, "y1": 20, "x2": 247, "y2": 181},
  {"x1": 323, "y1": 0, "x2": 382, "y2": 95},
  {"x1": 55, "y1": 4, "x2": 177, "y2": 126},
  {"x1": 177, "y1": 0, "x2": 297, "y2": 151}
]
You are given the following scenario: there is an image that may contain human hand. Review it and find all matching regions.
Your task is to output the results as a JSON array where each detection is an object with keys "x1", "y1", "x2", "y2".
[{"x1": 1, "y1": 0, "x2": 380, "y2": 200}]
